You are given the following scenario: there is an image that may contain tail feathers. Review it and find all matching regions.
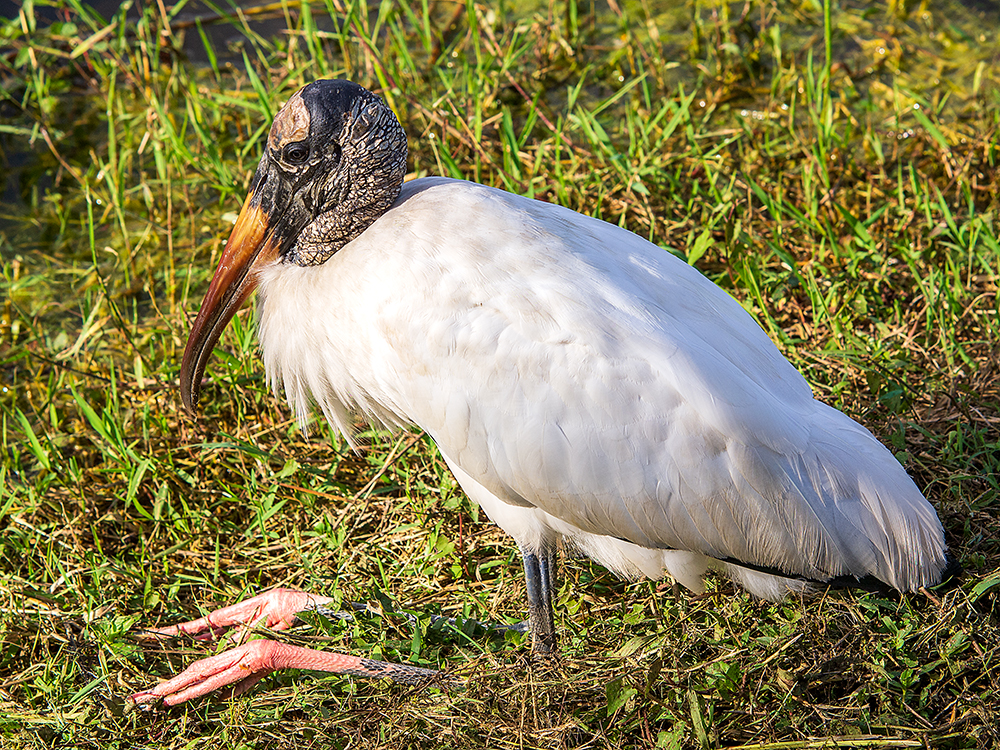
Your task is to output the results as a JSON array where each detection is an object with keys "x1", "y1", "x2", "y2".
[
  {"x1": 563, "y1": 529, "x2": 957, "y2": 602},
  {"x1": 753, "y1": 403, "x2": 950, "y2": 592},
  {"x1": 717, "y1": 550, "x2": 961, "y2": 602}
]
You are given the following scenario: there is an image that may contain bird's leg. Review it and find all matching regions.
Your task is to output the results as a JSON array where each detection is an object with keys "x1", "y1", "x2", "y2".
[
  {"x1": 129, "y1": 640, "x2": 445, "y2": 707},
  {"x1": 522, "y1": 545, "x2": 558, "y2": 655},
  {"x1": 139, "y1": 587, "x2": 525, "y2": 646},
  {"x1": 130, "y1": 588, "x2": 451, "y2": 707}
]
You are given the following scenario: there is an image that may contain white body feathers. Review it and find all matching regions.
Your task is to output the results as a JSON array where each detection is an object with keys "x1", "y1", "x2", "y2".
[{"x1": 257, "y1": 177, "x2": 947, "y2": 599}]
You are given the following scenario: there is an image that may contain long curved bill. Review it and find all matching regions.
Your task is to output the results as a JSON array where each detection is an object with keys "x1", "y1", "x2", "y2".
[{"x1": 179, "y1": 190, "x2": 281, "y2": 413}]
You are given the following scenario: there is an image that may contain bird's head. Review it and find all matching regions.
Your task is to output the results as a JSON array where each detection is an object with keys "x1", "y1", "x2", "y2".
[{"x1": 179, "y1": 80, "x2": 407, "y2": 413}]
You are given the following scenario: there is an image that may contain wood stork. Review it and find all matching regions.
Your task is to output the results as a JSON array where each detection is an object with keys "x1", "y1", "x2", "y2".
[{"x1": 130, "y1": 80, "x2": 952, "y2": 706}]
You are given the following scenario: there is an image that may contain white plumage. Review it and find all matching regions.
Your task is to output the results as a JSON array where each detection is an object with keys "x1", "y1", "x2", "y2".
[
  {"x1": 144, "y1": 81, "x2": 951, "y2": 705},
  {"x1": 148, "y1": 81, "x2": 949, "y2": 703},
  {"x1": 257, "y1": 176, "x2": 947, "y2": 598}
]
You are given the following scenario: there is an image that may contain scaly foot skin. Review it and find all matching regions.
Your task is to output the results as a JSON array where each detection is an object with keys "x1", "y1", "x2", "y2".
[
  {"x1": 129, "y1": 640, "x2": 444, "y2": 706},
  {"x1": 136, "y1": 588, "x2": 333, "y2": 643},
  {"x1": 131, "y1": 588, "x2": 448, "y2": 706}
]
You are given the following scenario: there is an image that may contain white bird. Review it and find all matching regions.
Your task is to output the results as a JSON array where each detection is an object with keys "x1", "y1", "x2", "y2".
[{"x1": 130, "y1": 80, "x2": 952, "y2": 706}]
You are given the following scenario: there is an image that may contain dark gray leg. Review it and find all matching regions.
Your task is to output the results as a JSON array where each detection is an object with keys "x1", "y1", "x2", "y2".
[{"x1": 522, "y1": 545, "x2": 557, "y2": 655}]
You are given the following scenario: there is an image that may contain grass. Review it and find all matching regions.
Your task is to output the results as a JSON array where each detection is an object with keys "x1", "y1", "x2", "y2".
[{"x1": 1, "y1": 0, "x2": 999, "y2": 747}]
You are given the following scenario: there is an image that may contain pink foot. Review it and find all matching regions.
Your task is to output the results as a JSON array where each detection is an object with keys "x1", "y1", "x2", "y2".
[
  {"x1": 131, "y1": 588, "x2": 450, "y2": 706},
  {"x1": 129, "y1": 640, "x2": 443, "y2": 706},
  {"x1": 138, "y1": 588, "x2": 334, "y2": 643}
]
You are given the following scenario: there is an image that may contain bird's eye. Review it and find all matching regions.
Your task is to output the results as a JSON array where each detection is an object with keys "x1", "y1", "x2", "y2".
[{"x1": 283, "y1": 142, "x2": 310, "y2": 165}]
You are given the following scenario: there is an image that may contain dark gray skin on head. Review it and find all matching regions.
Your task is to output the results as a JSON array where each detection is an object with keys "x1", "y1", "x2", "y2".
[{"x1": 248, "y1": 79, "x2": 409, "y2": 266}]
